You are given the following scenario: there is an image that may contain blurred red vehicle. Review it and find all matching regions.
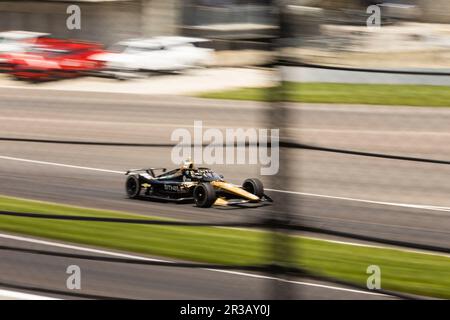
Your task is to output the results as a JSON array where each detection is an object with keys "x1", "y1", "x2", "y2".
[
  {"x1": 0, "y1": 31, "x2": 52, "y2": 72},
  {"x1": 8, "y1": 39, "x2": 107, "y2": 81}
]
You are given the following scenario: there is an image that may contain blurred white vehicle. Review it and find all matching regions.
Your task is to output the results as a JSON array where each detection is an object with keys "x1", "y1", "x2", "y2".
[
  {"x1": 0, "y1": 31, "x2": 50, "y2": 54},
  {"x1": 91, "y1": 36, "x2": 214, "y2": 79}
]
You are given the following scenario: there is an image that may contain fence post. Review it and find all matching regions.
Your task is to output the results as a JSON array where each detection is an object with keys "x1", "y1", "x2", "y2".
[{"x1": 264, "y1": 0, "x2": 297, "y2": 300}]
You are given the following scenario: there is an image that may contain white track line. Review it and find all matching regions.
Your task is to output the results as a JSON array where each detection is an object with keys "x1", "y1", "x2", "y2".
[
  {"x1": 0, "y1": 233, "x2": 384, "y2": 297},
  {"x1": 0, "y1": 155, "x2": 123, "y2": 174},
  {"x1": 265, "y1": 188, "x2": 450, "y2": 213},
  {"x1": 0, "y1": 289, "x2": 58, "y2": 300},
  {"x1": 1, "y1": 154, "x2": 450, "y2": 213}
]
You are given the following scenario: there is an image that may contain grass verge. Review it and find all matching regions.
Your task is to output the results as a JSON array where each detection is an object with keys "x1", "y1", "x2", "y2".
[
  {"x1": 0, "y1": 195, "x2": 449, "y2": 298},
  {"x1": 197, "y1": 82, "x2": 450, "y2": 107}
]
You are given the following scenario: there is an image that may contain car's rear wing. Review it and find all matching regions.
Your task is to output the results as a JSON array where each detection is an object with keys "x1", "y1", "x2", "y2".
[{"x1": 125, "y1": 168, "x2": 167, "y2": 176}]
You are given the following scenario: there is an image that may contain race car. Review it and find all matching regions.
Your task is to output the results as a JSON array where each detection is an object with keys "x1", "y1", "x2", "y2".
[
  {"x1": 8, "y1": 39, "x2": 106, "y2": 81},
  {"x1": 125, "y1": 160, "x2": 272, "y2": 208}
]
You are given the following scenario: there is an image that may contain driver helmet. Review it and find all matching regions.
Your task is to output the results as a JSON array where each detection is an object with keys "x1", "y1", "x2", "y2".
[{"x1": 180, "y1": 159, "x2": 195, "y2": 170}]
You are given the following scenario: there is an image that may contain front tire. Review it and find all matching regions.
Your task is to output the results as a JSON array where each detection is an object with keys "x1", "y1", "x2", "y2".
[
  {"x1": 242, "y1": 178, "x2": 264, "y2": 198},
  {"x1": 125, "y1": 175, "x2": 141, "y2": 199},
  {"x1": 193, "y1": 183, "x2": 217, "y2": 208}
]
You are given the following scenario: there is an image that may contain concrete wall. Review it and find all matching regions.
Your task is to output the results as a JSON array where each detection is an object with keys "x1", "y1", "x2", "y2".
[
  {"x1": 418, "y1": 0, "x2": 450, "y2": 23},
  {"x1": 0, "y1": 0, "x2": 180, "y2": 45},
  {"x1": 2, "y1": 0, "x2": 450, "y2": 49},
  {"x1": 320, "y1": 0, "x2": 450, "y2": 23},
  {"x1": 141, "y1": 0, "x2": 179, "y2": 36}
]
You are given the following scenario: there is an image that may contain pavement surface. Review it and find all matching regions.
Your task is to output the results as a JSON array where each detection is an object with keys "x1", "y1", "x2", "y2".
[
  {"x1": 0, "y1": 87, "x2": 448, "y2": 299},
  {"x1": 0, "y1": 234, "x2": 390, "y2": 300}
]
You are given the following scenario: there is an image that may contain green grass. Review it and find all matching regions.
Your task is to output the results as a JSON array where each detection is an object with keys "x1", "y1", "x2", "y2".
[
  {"x1": 0, "y1": 195, "x2": 449, "y2": 298},
  {"x1": 197, "y1": 82, "x2": 450, "y2": 107}
]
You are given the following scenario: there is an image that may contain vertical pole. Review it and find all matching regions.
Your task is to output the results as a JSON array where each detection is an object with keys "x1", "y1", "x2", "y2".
[{"x1": 265, "y1": 0, "x2": 296, "y2": 300}]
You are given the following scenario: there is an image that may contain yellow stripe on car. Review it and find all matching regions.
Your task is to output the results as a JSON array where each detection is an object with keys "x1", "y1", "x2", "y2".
[
  {"x1": 213, "y1": 197, "x2": 229, "y2": 206},
  {"x1": 211, "y1": 181, "x2": 260, "y2": 201}
]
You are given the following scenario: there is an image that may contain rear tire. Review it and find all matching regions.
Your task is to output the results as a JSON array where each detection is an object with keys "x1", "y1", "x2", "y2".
[
  {"x1": 242, "y1": 178, "x2": 264, "y2": 198},
  {"x1": 193, "y1": 183, "x2": 217, "y2": 208},
  {"x1": 125, "y1": 175, "x2": 141, "y2": 199}
]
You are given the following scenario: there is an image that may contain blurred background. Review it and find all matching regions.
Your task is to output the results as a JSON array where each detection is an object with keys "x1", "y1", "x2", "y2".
[{"x1": 1, "y1": 0, "x2": 450, "y2": 67}]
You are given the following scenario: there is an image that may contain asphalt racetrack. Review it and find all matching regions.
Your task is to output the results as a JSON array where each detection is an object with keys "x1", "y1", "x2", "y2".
[
  {"x1": 0, "y1": 234, "x2": 391, "y2": 300},
  {"x1": 0, "y1": 87, "x2": 449, "y2": 299}
]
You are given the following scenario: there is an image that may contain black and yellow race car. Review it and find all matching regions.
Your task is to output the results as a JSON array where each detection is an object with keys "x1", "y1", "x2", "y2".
[{"x1": 125, "y1": 160, "x2": 272, "y2": 208}]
